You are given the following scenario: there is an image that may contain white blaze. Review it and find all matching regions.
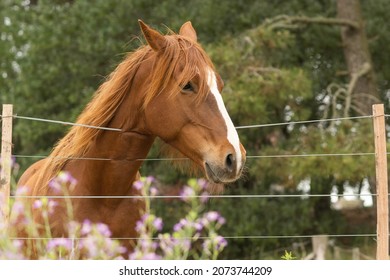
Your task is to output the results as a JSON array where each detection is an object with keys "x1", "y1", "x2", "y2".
[{"x1": 207, "y1": 68, "x2": 242, "y2": 174}]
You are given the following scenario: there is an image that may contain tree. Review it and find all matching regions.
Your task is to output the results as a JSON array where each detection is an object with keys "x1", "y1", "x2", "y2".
[{"x1": 337, "y1": 0, "x2": 379, "y2": 116}]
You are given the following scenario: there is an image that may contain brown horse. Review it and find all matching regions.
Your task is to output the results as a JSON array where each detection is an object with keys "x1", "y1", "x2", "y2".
[{"x1": 14, "y1": 20, "x2": 246, "y2": 254}]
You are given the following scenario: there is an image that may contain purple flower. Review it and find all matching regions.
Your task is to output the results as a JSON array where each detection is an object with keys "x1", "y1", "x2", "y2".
[
  {"x1": 215, "y1": 235, "x2": 228, "y2": 250},
  {"x1": 151, "y1": 241, "x2": 158, "y2": 250},
  {"x1": 2, "y1": 251, "x2": 26, "y2": 260},
  {"x1": 197, "y1": 178, "x2": 208, "y2": 191},
  {"x1": 200, "y1": 191, "x2": 210, "y2": 204},
  {"x1": 142, "y1": 253, "x2": 162, "y2": 260},
  {"x1": 128, "y1": 251, "x2": 141, "y2": 260},
  {"x1": 138, "y1": 238, "x2": 158, "y2": 252},
  {"x1": 135, "y1": 220, "x2": 144, "y2": 233},
  {"x1": 217, "y1": 216, "x2": 226, "y2": 226},
  {"x1": 48, "y1": 172, "x2": 77, "y2": 194},
  {"x1": 204, "y1": 211, "x2": 220, "y2": 222},
  {"x1": 133, "y1": 180, "x2": 144, "y2": 191},
  {"x1": 48, "y1": 180, "x2": 62, "y2": 194},
  {"x1": 158, "y1": 234, "x2": 174, "y2": 255},
  {"x1": 178, "y1": 239, "x2": 191, "y2": 251},
  {"x1": 153, "y1": 217, "x2": 163, "y2": 231},
  {"x1": 11, "y1": 201, "x2": 24, "y2": 214},
  {"x1": 10, "y1": 201, "x2": 28, "y2": 225},
  {"x1": 81, "y1": 219, "x2": 92, "y2": 235},
  {"x1": 47, "y1": 200, "x2": 58, "y2": 215},
  {"x1": 150, "y1": 186, "x2": 159, "y2": 197},
  {"x1": 199, "y1": 212, "x2": 226, "y2": 229},
  {"x1": 140, "y1": 239, "x2": 151, "y2": 251},
  {"x1": 173, "y1": 223, "x2": 182, "y2": 232},
  {"x1": 145, "y1": 176, "x2": 156, "y2": 185},
  {"x1": 96, "y1": 223, "x2": 111, "y2": 237},
  {"x1": 141, "y1": 213, "x2": 150, "y2": 222},
  {"x1": 173, "y1": 218, "x2": 188, "y2": 232},
  {"x1": 47, "y1": 238, "x2": 73, "y2": 251},
  {"x1": 180, "y1": 186, "x2": 195, "y2": 202},
  {"x1": 194, "y1": 221, "x2": 204, "y2": 232},
  {"x1": 12, "y1": 240, "x2": 24, "y2": 250},
  {"x1": 117, "y1": 246, "x2": 128, "y2": 255},
  {"x1": 32, "y1": 199, "x2": 43, "y2": 209},
  {"x1": 15, "y1": 186, "x2": 28, "y2": 196},
  {"x1": 79, "y1": 237, "x2": 98, "y2": 258},
  {"x1": 57, "y1": 171, "x2": 77, "y2": 185}
]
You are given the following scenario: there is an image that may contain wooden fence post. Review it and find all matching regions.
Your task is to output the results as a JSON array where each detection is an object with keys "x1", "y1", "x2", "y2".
[
  {"x1": 312, "y1": 235, "x2": 328, "y2": 260},
  {"x1": 0, "y1": 104, "x2": 13, "y2": 225},
  {"x1": 372, "y1": 104, "x2": 389, "y2": 260}
]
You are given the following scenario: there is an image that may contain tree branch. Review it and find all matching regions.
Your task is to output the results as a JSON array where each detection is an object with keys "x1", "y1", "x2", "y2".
[
  {"x1": 263, "y1": 15, "x2": 359, "y2": 30},
  {"x1": 344, "y1": 62, "x2": 371, "y2": 117},
  {"x1": 322, "y1": 63, "x2": 374, "y2": 124},
  {"x1": 290, "y1": 16, "x2": 359, "y2": 29}
]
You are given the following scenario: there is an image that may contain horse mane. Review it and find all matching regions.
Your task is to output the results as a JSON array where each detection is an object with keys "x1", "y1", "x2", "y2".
[{"x1": 34, "y1": 31, "x2": 215, "y2": 194}]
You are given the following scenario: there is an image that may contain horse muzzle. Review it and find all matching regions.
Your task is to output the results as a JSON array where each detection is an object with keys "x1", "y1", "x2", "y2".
[{"x1": 204, "y1": 151, "x2": 246, "y2": 184}]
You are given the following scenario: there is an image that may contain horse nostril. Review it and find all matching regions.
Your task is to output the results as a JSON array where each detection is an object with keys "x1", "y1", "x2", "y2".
[{"x1": 225, "y1": 153, "x2": 235, "y2": 172}]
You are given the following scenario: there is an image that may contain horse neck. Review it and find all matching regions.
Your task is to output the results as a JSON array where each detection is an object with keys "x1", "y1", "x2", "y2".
[
  {"x1": 69, "y1": 131, "x2": 155, "y2": 196},
  {"x1": 67, "y1": 66, "x2": 155, "y2": 196}
]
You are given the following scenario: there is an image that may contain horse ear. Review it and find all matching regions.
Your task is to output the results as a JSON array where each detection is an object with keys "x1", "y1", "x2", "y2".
[
  {"x1": 179, "y1": 21, "x2": 197, "y2": 42},
  {"x1": 138, "y1": 20, "x2": 167, "y2": 51}
]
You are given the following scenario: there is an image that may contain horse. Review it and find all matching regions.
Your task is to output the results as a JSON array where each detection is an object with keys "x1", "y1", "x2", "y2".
[{"x1": 13, "y1": 20, "x2": 246, "y2": 256}]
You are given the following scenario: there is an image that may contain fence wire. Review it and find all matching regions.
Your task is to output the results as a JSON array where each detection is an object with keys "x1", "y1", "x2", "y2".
[
  {"x1": 235, "y1": 115, "x2": 373, "y2": 129},
  {"x1": 5, "y1": 112, "x2": 377, "y2": 162},
  {"x1": 4, "y1": 112, "x2": 382, "y2": 200},
  {"x1": 9, "y1": 193, "x2": 380, "y2": 199},
  {"x1": 2, "y1": 113, "x2": 374, "y2": 131},
  {"x1": 1, "y1": 110, "x2": 387, "y2": 245},
  {"x1": 12, "y1": 115, "x2": 122, "y2": 132},
  {"x1": 7, "y1": 233, "x2": 380, "y2": 241},
  {"x1": 11, "y1": 151, "x2": 376, "y2": 163}
]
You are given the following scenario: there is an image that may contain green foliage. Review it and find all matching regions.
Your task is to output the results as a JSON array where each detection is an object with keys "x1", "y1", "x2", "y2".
[
  {"x1": 1, "y1": 1, "x2": 142, "y2": 169},
  {"x1": 281, "y1": 250, "x2": 296, "y2": 260},
  {"x1": 215, "y1": 191, "x2": 313, "y2": 259}
]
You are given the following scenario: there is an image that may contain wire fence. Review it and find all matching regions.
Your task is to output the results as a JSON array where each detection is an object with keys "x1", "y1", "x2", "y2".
[
  {"x1": 9, "y1": 114, "x2": 122, "y2": 131},
  {"x1": 1, "y1": 112, "x2": 377, "y2": 162},
  {"x1": 1, "y1": 112, "x2": 375, "y2": 131},
  {"x1": 10, "y1": 194, "x2": 387, "y2": 200},
  {"x1": 7, "y1": 233, "x2": 378, "y2": 241},
  {"x1": 0, "y1": 109, "x2": 387, "y2": 254},
  {"x1": 235, "y1": 115, "x2": 374, "y2": 129}
]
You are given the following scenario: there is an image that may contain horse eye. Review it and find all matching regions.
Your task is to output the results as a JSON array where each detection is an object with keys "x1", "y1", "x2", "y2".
[{"x1": 182, "y1": 82, "x2": 194, "y2": 92}]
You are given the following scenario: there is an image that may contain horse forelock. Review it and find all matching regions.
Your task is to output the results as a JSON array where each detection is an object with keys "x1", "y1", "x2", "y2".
[{"x1": 143, "y1": 34, "x2": 215, "y2": 107}]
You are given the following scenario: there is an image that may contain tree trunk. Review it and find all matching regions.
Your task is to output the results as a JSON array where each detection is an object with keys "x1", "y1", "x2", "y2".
[
  {"x1": 338, "y1": 0, "x2": 382, "y2": 215},
  {"x1": 337, "y1": 0, "x2": 379, "y2": 116}
]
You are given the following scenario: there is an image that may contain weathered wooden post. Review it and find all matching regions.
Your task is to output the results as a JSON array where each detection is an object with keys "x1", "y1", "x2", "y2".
[
  {"x1": 372, "y1": 104, "x2": 389, "y2": 260},
  {"x1": 0, "y1": 104, "x2": 13, "y2": 226},
  {"x1": 312, "y1": 235, "x2": 328, "y2": 260}
]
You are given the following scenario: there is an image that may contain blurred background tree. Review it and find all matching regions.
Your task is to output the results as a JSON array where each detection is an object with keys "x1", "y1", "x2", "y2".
[{"x1": 1, "y1": 0, "x2": 389, "y2": 259}]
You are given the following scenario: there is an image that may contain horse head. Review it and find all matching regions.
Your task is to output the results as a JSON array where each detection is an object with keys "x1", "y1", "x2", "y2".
[{"x1": 136, "y1": 21, "x2": 246, "y2": 184}]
